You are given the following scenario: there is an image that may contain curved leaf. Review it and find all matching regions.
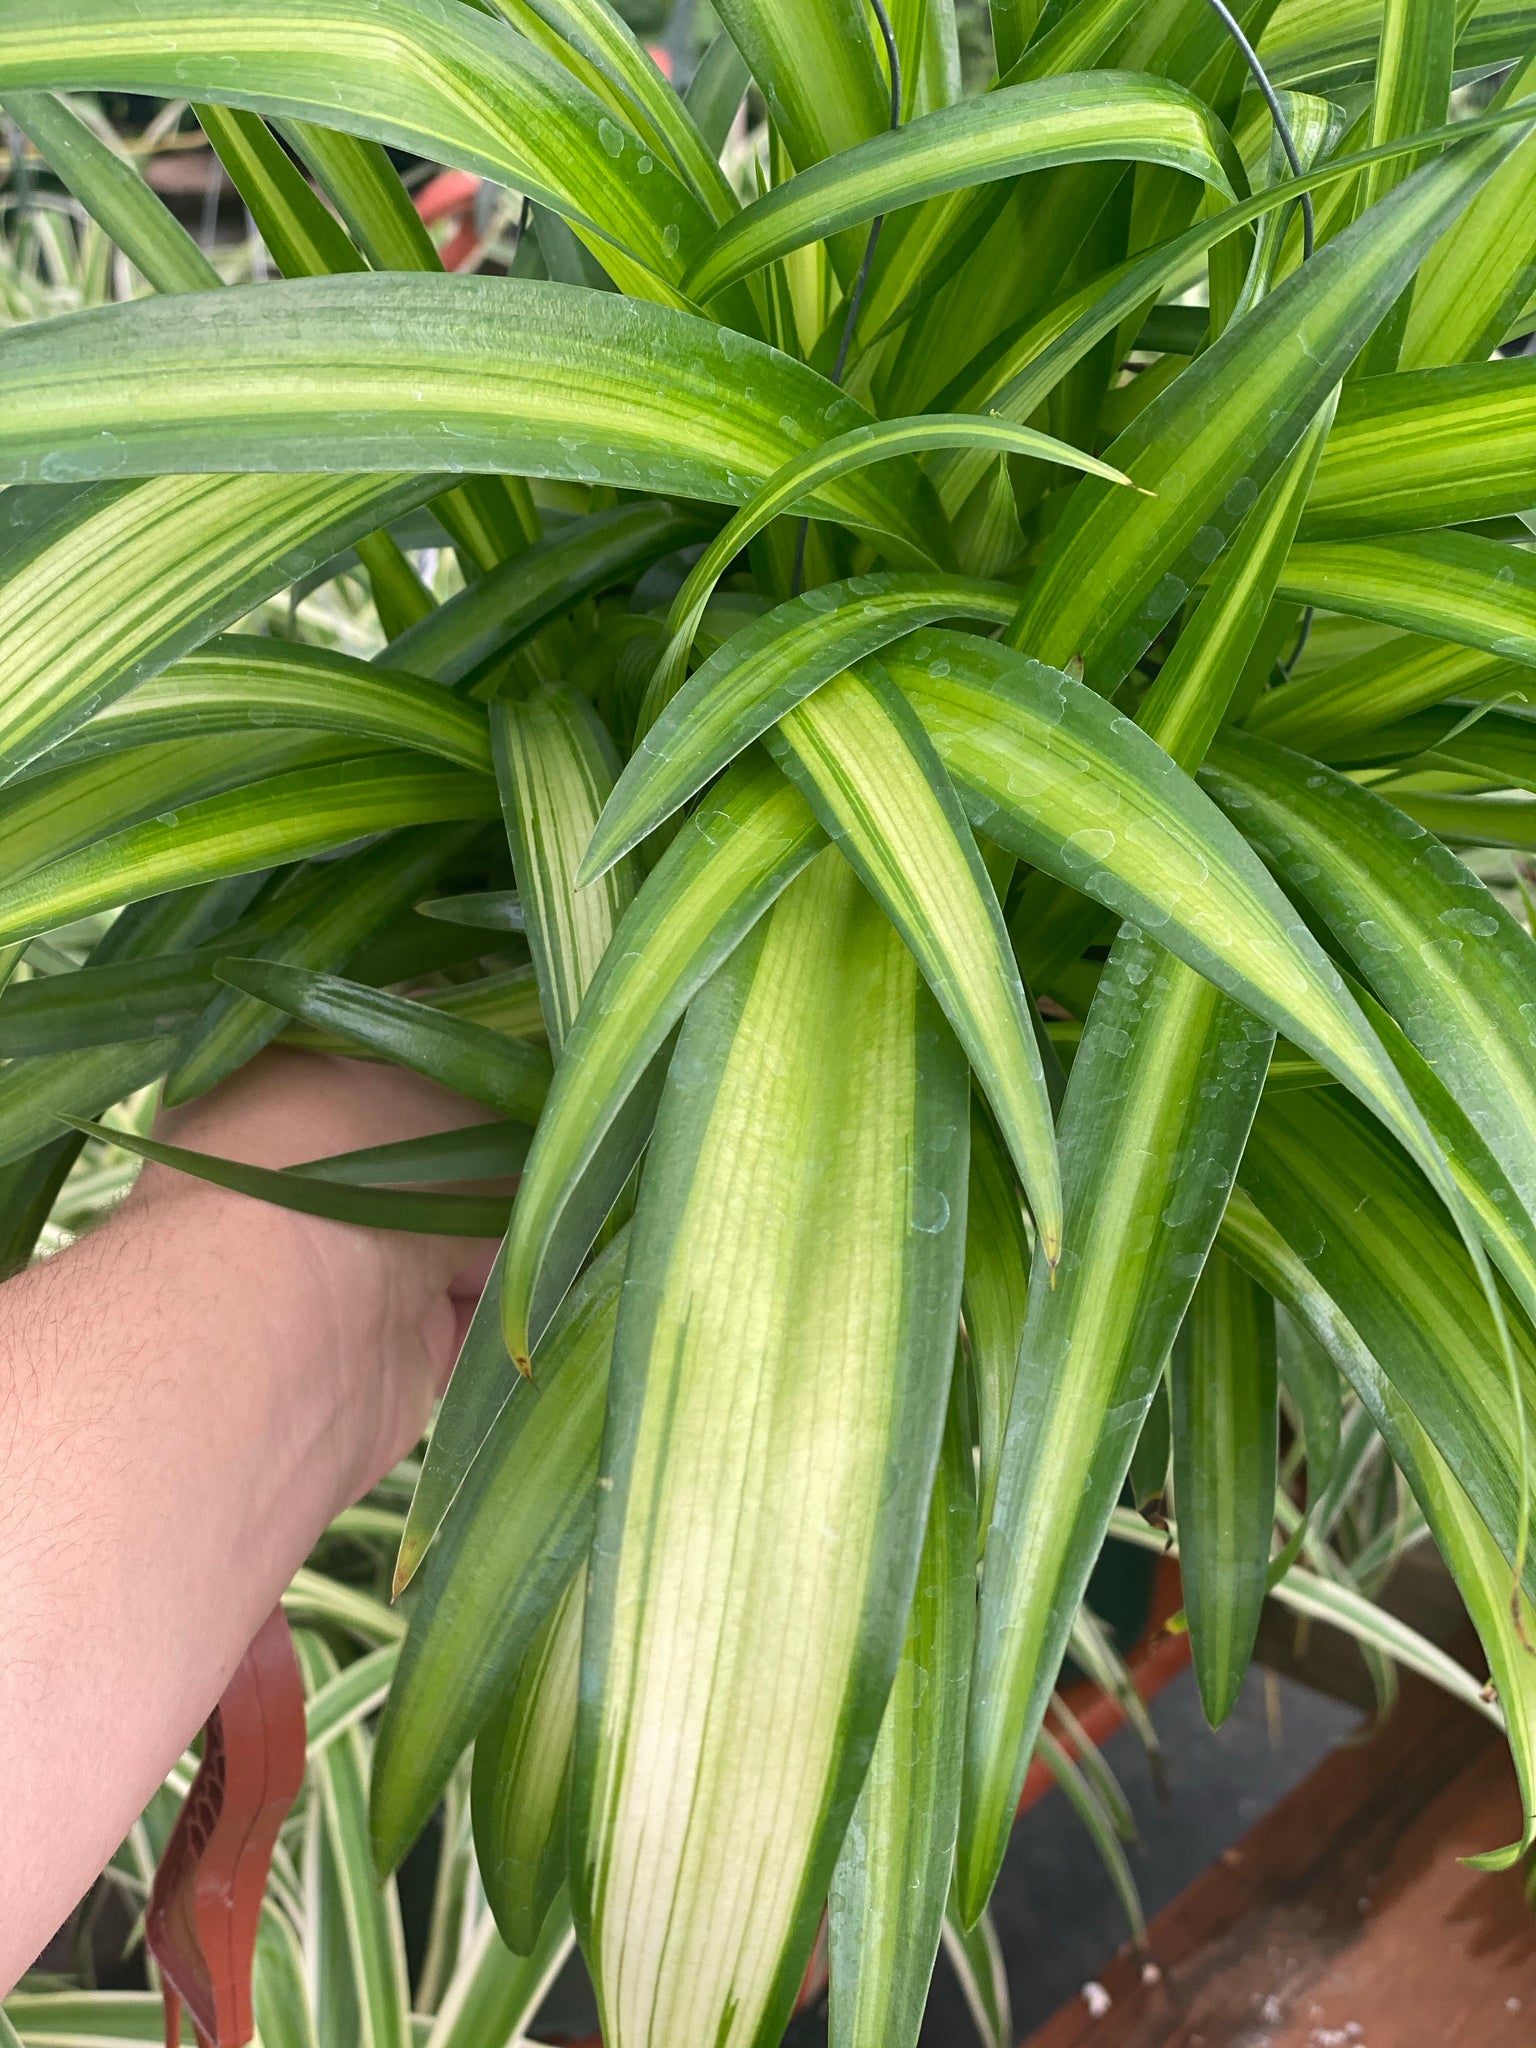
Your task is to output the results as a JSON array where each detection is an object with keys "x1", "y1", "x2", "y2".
[
  {"x1": 47, "y1": 637, "x2": 493, "y2": 772},
  {"x1": 959, "y1": 928, "x2": 1272, "y2": 1925},
  {"x1": 384, "y1": 502, "x2": 713, "y2": 690},
  {"x1": 1171, "y1": 1250, "x2": 1278, "y2": 1728},
  {"x1": 491, "y1": 685, "x2": 636, "y2": 1054},
  {"x1": 702, "y1": 0, "x2": 889, "y2": 174},
  {"x1": 1205, "y1": 731, "x2": 1536, "y2": 1303},
  {"x1": 0, "y1": 732, "x2": 360, "y2": 897},
  {"x1": 1247, "y1": 633, "x2": 1517, "y2": 753},
  {"x1": 0, "y1": 277, "x2": 932, "y2": 562},
  {"x1": 1275, "y1": 531, "x2": 1536, "y2": 663},
  {"x1": 1220, "y1": 1188, "x2": 1536, "y2": 1871},
  {"x1": 684, "y1": 74, "x2": 1238, "y2": 302},
  {"x1": 0, "y1": 472, "x2": 429, "y2": 781},
  {"x1": 585, "y1": 574, "x2": 1017, "y2": 881},
  {"x1": 166, "y1": 824, "x2": 480, "y2": 1105},
  {"x1": 1004, "y1": 120, "x2": 1531, "y2": 689},
  {"x1": 1240, "y1": 1085, "x2": 1536, "y2": 1597},
  {"x1": 472, "y1": 1566, "x2": 584, "y2": 1956},
  {"x1": 643, "y1": 415, "x2": 1134, "y2": 722},
  {"x1": 1305, "y1": 360, "x2": 1536, "y2": 537},
  {"x1": 59, "y1": 1118, "x2": 509, "y2": 1235},
  {"x1": 213, "y1": 959, "x2": 553, "y2": 1123},
  {"x1": 0, "y1": 88, "x2": 219, "y2": 294},
  {"x1": 828, "y1": 1382, "x2": 975, "y2": 2048},
  {"x1": 962, "y1": 1103, "x2": 1031, "y2": 1542},
  {"x1": 888, "y1": 630, "x2": 1445, "y2": 1201},
  {"x1": 0, "y1": 755, "x2": 500, "y2": 947}
]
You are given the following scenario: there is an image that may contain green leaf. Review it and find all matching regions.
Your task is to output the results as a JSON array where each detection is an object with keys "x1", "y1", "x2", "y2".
[
  {"x1": 683, "y1": 74, "x2": 1239, "y2": 303},
  {"x1": 8, "y1": 0, "x2": 715, "y2": 297},
  {"x1": 767, "y1": 662, "x2": 1062, "y2": 1260},
  {"x1": 1246, "y1": 631, "x2": 1517, "y2": 753},
  {"x1": 0, "y1": 473, "x2": 431, "y2": 780},
  {"x1": 1305, "y1": 360, "x2": 1536, "y2": 537},
  {"x1": 43, "y1": 636, "x2": 493, "y2": 773},
  {"x1": 253, "y1": 1903, "x2": 319, "y2": 2048},
  {"x1": 500, "y1": 753, "x2": 824, "y2": 1367},
  {"x1": 58, "y1": 1117, "x2": 511, "y2": 1235},
  {"x1": 0, "y1": 755, "x2": 500, "y2": 948},
  {"x1": 1135, "y1": 393, "x2": 1337, "y2": 769},
  {"x1": 393, "y1": 1266, "x2": 515, "y2": 1599},
  {"x1": 212, "y1": 959, "x2": 553, "y2": 1123},
  {"x1": 489, "y1": 0, "x2": 738, "y2": 228},
  {"x1": 0, "y1": 732, "x2": 359, "y2": 898},
  {"x1": 1003, "y1": 120, "x2": 1531, "y2": 689},
  {"x1": 1276, "y1": 531, "x2": 1536, "y2": 661},
  {"x1": 1204, "y1": 732, "x2": 1536, "y2": 1287},
  {"x1": 891, "y1": 631, "x2": 1444, "y2": 1200},
  {"x1": 1239, "y1": 1086, "x2": 1536, "y2": 1598},
  {"x1": 370, "y1": 1228, "x2": 625, "y2": 1875},
  {"x1": 1129, "y1": 1370, "x2": 1172, "y2": 1515},
  {"x1": 166, "y1": 825, "x2": 483, "y2": 1105},
  {"x1": 197, "y1": 101, "x2": 365, "y2": 278},
  {"x1": 958, "y1": 928, "x2": 1272, "y2": 1925},
  {"x1": 0, "y1": 89, "x2": 220, "y2": 293},
  {"x1": 642, "y1": 415, "x2": 1134, "y2": 722},
  {"x1": 1171, "y1": 1250, "x2": 1279, "y2": 1727},
  {"x1": 1400, "y1": 55, "x2": 1536, "y2": 369},
  {"x1": 2, "y1": 1995, "x2": 171, "y2": 2043},
  {"x1": 828, "y1": 1380, "x2": 976, "y2": 2048},
  {"x1": 962, "y1": 1102, "x2": 1031, "y2": 1540},
  {"x1": 472, "y1": 1566, "x2": 584, "y2": 1955},
  {"x1": 703, "y1": 0, "x2": 890, "y2": 174},
  {"x1": 0, "y1": 276, "x2": 930, "y2": 563},
  {"x1": 490, "y1": 686, "x2": 636, "y2": 1054},
  {"x1": 417, "y1": 891, "x2": 525, "y2": 934},
  {"x1": 294, "y1": 1121, "x2": 530, "y2": 1189},
  {"x1": 586, "y1": 575, "x2": 1017, "y2": 880},
  {"x1": 573, "y1": 849, "x2": 969, "y2": 2048},
  {"x1": 1220, "y1": 1186, "x2": 1536, "y2": 1866},
  {"x1": 384, "y1": 502, "x2": 713, "y2": 690},
  {"x1": 304, "y1": 1645, "x2": 399, "y2": 1759}
]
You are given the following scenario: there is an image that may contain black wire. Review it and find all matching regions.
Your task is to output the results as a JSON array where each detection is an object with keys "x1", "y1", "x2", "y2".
[
  {"x1": 793, "y1": 0, "x2": 902, "y2": 596},
  {"x1": 1199, "y1": 0, "x2": 1315, "y2": 260}
]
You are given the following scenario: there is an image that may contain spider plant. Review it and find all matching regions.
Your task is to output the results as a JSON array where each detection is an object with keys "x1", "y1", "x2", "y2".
[{"x1": 4, "y1": 0, "x2": 1536, "y2": 2042}]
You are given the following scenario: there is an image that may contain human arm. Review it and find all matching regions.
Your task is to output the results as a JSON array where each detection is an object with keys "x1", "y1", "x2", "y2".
[{"x1": 0, "y1": 1050, "x2": 494, "y2": 1985}]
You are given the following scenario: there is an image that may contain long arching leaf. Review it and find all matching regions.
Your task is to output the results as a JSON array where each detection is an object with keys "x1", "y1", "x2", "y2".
[
  {"x1": 0, "y1": 277, "x2": 933, "y2": 561},
  {"x1": 684, "y1": 74, "x2": 1239, "y2": 301}
]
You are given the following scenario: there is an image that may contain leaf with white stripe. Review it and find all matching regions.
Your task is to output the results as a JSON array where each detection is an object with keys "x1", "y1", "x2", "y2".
[
  {"x1": 574, "y1": 848, "x2": 969, "y2": 2048},
  {"x1": 492, "y1": 686, "x2": 636, "y2": 1055},
  {"x1": 959, "y1": 927, "x2": 1273, "y2": 1924},
  {"x1": 768, "y1": 661, "x2": 1061, "y2": 1261},
  {"x1": 501, "y1": 753, "x2": 825, "y2": 1367}
]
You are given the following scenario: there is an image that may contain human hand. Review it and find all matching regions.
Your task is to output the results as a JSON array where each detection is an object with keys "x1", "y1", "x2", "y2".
[{"x1": 140, "y1": 1046, "x2": 500, "y2": 1516}]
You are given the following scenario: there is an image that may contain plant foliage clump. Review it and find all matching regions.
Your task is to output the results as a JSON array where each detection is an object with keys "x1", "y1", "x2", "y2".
[{"x1": 6, "y1": 0, "x2": 1536, "y2": 2040}]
